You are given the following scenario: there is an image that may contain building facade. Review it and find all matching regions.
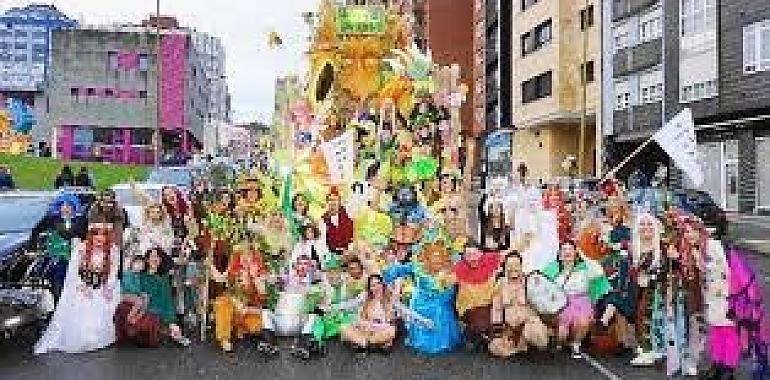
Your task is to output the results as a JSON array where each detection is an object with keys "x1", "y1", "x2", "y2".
[
  {"x1": 512, "y1": 0, "x2": 600, "y2": 182},
  {"x1": 0, "y1": 5, "x2": 77, "y2": 94},
  {"x1": 38, "y1": 20, "x2": 229, "y2": 165},
  {"x1": 472, "y1": 0, "x2": 513, "y2": 180},
  {"x1": 604, "y1": 0, "x2": 769, "y2": 214}
]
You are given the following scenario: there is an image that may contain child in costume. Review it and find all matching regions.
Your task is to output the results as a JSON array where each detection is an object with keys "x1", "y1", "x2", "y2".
[
  {"x1": 211, "y1": 244, "x2": 270, "y2": 353},
  {"x1": 543, "y1": 240, "x2": 609, "y2": 359},
  {"x1": 35, "y1": 223, "x2": 120, "y2": 354},
  {"x1": 489, "y1": 253, "x2": 548, "y2": 357},
  {"x1": 702, "y1": 238, "x2": 740, "y2": 379},
  {"x1": 383, "y1": 243, "x2": 462, "y2": 355},
  {"x1": 453, "y1": 244, "x2": 503, "y2": 351}
]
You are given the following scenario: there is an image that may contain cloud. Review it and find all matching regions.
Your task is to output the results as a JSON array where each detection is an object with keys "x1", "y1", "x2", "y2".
[{"x1": 1, "y1": 0, "x2": 316, "y2": 123}]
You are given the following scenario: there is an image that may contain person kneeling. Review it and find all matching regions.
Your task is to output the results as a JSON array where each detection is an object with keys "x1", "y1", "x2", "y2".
[
  {"x1": 342, "y1": 275, "x2": 400, "y2": 355},
  {"x1": 211, "y1": 244, "x2": 272, "y2": 354},
  {"x1": 489, "y1": 253, "x2": 548, "y2": 357}
]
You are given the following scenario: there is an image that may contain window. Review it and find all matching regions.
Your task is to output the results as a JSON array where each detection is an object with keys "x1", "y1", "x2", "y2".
[
  {"x1": 580, "y1": 5, "x2": 594, "y2": 30},
  {"x1": 581, "y1": 61, "x2": 595, "y2": 83},
  {"x1": 139, "y1": 90, "x2": 148, "y2": 99},
  {"x1": 682, "y1": 0, "x2": 717, "y2": 36},
  {"x1": 521, "y1": 19, "x2": 552, "y2": 56},
  {"x1": 138, "y1": 53, "x2": 149, "y2": 71},
  {"x1": 614, "y1": 80, "x2": 631, "y2": 110},
  {"x1": 613, "y1": 22, "x2": 631, "y2": 51},
  {"x1": 522, "y1": 71, "x2": 552, "y2": 103},
  {"x1": 86, "y1": 88, "x2": 96, "y2": 96},
  {"x1": 14, "y1": 30, "x2": 27, "y2": 37},
  {"x1": 681, "y1": 79, "x2": 717, "y2": 102},
  {"x1": 640, "y1": 9, "x2": 663, "y2": 42},
  {"x1": 107, "y1": 51, "x2": 118, "y2": 70},
  {"x1": 744, "y1": 20, "x2": 770, "y2": 73},
  {"x1": 132, "y1": 129, "x2": 153, "y2": 145},
  {"x1": 70, "y1": 87, "x2": 80, "y2": 97},
  {"x1": 104, "y1": 88, "x2": 114, "y2": 97},
  {"x1": 14, "y1": 54, "x2": 26, "y2": 62},
  {"x1": 640, "y1": 70, "x2": 663, "y2": 104},
  {"x1": 521, "y1": 0, "x2": 539, "y2": 11}
]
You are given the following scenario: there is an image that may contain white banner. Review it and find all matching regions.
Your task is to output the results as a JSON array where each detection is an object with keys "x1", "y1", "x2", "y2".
[
  {"x1": 321, "y1": 131, "x2": 357, "y2": 184},
  {"x1": 653, "y1": 108, "x2": 703, "y2": 187}
]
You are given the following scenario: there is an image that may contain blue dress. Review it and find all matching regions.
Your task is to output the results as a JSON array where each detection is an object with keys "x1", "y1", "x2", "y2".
[{"x1": 383, "y1": 262, "x2": 462, "y2": 355}]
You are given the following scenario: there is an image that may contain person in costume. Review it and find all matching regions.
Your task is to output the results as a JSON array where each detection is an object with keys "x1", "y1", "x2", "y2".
[
  {"x1": 115, "y1": 247, "x2": 190, "y2": 348},
  {"x1": 87, "y1": 189, "x2": 129, "y2": 246},
  {"x1": 629, "y1": 212, "x2": 665, "y2": 366},
  {"x1": 383, "y1": 242, "x2": 462, "y2": 355},
  {"x1": 480, "y1": 200, "x2": 511, "y2": 251},
  {"x1": 489, "y1": 253, "x2": 548, "y2": 357},
  {"x1": 702, "y1": 237, "x2": 740, "y2": 380},
  {"x1": 543, "y1": 240, "x2": 608, "y2": 359},
  {"x1": 264, "y1": 254, "x2": 325, "y2": 359},
  {"x1": 515, "y1": 188, "x2": 558, "y2": 274},
  {"x1": 161, "y1": 185, "x2": 189, "y2": 241},
  {"x1": 289, "y1": 194, "x2": 314, "y2": 241},
  {"x1": 210, "y1": 244, "x2": 269, "y2": 353},
  {"x1": 341, "y1": 274, "x2": 432, "y2": 354},
  {"x1": 453, "y1": 244, "x2": 503, "y2": 351},
  {"x1": 322, "y1": 187, "x2": 354, "y2": 254},
  {"x1": 34, "y1": 223, "x2": 120, "y2": 354},
  {"x1": 290, "y1": 224, "x2": 330, "y2": 271},
  {"x1": 134, "y1": 202, "x2": 174, "y2": 256},
  {"x1": 594, "y1": 201, "x2": 635, "y2": 353},
  {"x1": 311, "y1": 255, "x2": 364, "y2": 346},
  {"x1": 29, "y1": 193, "x2": 88, "y2": 301},
  {"x1": 657, "y1": 214, "x2": 705, "y2": 377},
  {"x1": 542, "y1": 184, "x2": 573, "y2": 244}
]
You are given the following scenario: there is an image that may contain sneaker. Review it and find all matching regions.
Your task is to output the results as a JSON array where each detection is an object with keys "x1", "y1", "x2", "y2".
[
  {"x1": 571, "y1": 343, "x2": 583, "y2": 359},
  {"x1": 630, "y1": 352, "x2": 655, "y2": 367}
]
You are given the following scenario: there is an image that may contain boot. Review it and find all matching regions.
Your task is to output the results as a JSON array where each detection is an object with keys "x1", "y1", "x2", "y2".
[
  {"x1": 291, "y1": 335, "x2": 311, "y2": 360},
  {"x1": 257, "y1": 329, "x2": 279, "y2": 356}
]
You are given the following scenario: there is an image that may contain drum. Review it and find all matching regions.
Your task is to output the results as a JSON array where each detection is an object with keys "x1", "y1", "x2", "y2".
[
  {"x1": 274, "y1": 292, "x2": 305, "y2": 336},
  {"x1": 525, "y1": 272, "x2": 567, "y2": 316}
]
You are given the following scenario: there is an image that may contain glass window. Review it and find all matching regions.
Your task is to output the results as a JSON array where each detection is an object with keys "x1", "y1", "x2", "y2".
[
  {"x1": 14, "y1": 54, "x2": 26, "y2": 62},
  {"x1": 745, "y1": 24, "x2": 758, "y2": 73},
  {"x1": 107, "y1": 51, "x2": 118, "y2": 70},
  {"x1": 138, "y1": 53, "x2": 149, "y2": 70},
  {"x1": 14, "y1": 30, "x2": 27, "y2": 37}
]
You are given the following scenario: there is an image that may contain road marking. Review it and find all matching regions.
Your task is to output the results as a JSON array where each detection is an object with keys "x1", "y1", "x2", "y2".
[{"x1": 583, "y1": 354, "x2": 623, "y2": 380}]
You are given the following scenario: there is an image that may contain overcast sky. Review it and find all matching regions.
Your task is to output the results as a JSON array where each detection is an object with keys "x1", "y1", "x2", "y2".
[{"x1": 1, "y1": 0, "x2": 317, "y2": 123}]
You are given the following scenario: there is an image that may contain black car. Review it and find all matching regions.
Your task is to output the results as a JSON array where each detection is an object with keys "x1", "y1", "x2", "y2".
[{"x1": 0, "y1": 193, "x2": 57, "y2": 340}]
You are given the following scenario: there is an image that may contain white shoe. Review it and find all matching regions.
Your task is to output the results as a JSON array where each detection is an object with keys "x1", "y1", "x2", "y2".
[
  {"x1": 684, "y1": 366, "x2": 697, "y2": 377},
  {"x1": 630, "y1": 352, "x2": 655, "y2": 366}
]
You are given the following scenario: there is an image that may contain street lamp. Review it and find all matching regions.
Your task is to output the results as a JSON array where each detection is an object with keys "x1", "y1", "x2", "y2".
[{"x1": 154, "y1": 0, "x2": 161, "y2": 168}]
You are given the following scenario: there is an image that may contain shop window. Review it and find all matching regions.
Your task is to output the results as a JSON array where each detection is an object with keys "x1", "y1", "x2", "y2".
[{"x1": 522, "y1": 71, "x2": 552, "y2": 103}]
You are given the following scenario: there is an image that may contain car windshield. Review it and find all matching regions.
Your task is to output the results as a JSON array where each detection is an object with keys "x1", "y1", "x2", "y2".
[
  {"x1": 0, "y1": 195, "x2": 53, "y2": 233},
  {"x1": 146, "y1": 168, "x2": 191, "y2": 187}
]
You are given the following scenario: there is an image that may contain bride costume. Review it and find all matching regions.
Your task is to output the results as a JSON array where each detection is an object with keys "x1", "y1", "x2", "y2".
[{"x1": 34, "y1": 239, "x2": 120, "y2": 354}]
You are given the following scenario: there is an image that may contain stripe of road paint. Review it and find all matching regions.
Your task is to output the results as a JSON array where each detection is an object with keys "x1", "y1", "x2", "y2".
[{"x1": 583, "y1": 354, "x2": 623, "y2": 380}]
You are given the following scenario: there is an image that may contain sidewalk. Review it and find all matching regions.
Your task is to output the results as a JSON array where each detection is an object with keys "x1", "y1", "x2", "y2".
[{"x1": 727, "y1": 213, "x2": 770, "y2": 255}]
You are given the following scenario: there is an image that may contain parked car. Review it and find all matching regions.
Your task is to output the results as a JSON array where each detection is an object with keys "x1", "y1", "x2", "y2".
[{"x1": 0, "y1": 193, "x2": 57, "y2": 340}]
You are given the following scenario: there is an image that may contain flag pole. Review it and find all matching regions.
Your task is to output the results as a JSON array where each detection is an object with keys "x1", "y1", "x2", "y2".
[{"x1": 602, "y1": 135, "x2": 654, "y2": 180}]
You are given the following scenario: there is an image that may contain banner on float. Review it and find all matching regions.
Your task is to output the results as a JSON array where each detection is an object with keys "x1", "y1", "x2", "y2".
[
  {"x1": 322, "y1": 131, "x2": 356, "y2": 184},
  {"x1": 652, "y1": 108, "x2": 703, "y2": 187}
]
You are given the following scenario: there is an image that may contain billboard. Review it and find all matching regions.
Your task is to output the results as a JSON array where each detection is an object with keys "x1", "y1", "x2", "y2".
[{"x1": 336, "y1": 6, "x2": 386, "y2": 35}]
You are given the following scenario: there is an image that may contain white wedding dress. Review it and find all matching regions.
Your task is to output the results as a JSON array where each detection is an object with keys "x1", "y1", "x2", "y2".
[{"x1": 34, "y1": 240, "x2": 120, "y2": 354}]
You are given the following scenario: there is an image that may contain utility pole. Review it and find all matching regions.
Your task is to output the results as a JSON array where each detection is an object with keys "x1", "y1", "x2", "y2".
[
  {"x1": 154, "y1": 0, "x2": 161, "y2": 167},
  {"x1": 579, "y1": 0, "x2": 589, "y2": 176}
]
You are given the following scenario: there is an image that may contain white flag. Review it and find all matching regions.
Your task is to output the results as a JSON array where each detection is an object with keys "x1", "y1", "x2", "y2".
[
  {"x1": 321, "y1": 131, "x2": 357, "y2": 184},
  {"x1": 652, "y1": 108, "x2": 703, "y2": 187}
]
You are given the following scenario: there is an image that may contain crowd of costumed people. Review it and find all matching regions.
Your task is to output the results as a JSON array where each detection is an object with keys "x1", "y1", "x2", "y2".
[{"x1": 22, "y1": 144, "x2": 770, "y2": 380}]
